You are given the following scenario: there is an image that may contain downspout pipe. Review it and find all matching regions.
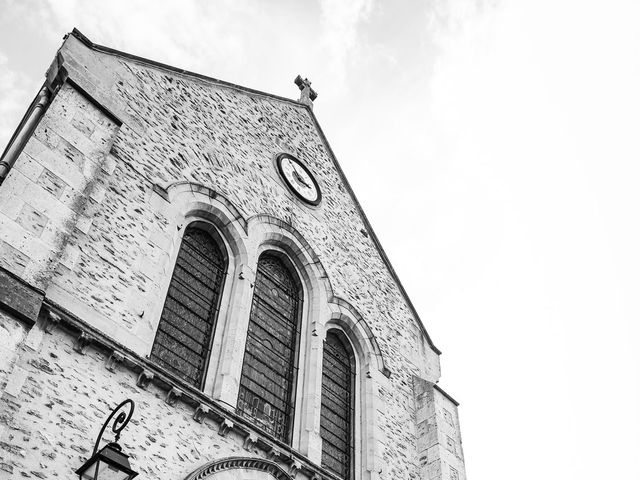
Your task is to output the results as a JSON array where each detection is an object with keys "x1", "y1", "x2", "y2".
[{"x1": 0, "y1": 86, "x2": 50, "y2": 185}]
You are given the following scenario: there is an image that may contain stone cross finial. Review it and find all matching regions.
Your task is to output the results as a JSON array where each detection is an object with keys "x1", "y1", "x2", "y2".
[{"x1": 295, "y1": 75, "x2": 317, "y2": 108}]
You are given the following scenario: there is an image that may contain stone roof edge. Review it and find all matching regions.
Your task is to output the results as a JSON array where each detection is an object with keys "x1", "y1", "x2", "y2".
[
  {"x1": 434, "y1": 383, "x2": 460, "y2": 406},
  {"x1": 67, "y1": 27, "x2": 442, "y2": 356},
  {"x1": 68, "y1": 28, "x2": 305, "y2": 109},
  {"x1": 305, "y1": 108, "x2": 442, "y2": 356}
]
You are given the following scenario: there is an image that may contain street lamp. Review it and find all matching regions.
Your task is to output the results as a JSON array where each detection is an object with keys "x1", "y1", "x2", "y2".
[{"x1": 76, "y1": 399, "x2": 139, "y2": 480}]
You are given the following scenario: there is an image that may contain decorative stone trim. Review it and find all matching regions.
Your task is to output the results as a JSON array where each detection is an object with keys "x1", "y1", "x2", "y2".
[
  {"x1": 218, "y1": 418, "x2": 233, "y2": 437},
  {"x1": 164, "y1": 181, "x2": 249, "y2": 235},
  {"x1": 248, "y1": 213, "x2": 332, "y2": 296},
  {"x1": 289, "y1": 460, "x2": 302, "y2": 478},
  {"x1": 183, "y1": 456, "x2": 292, "y2": 480},
  {"x1": 266, "y1": 445, "x2": 284, "y2": 462},
  {"x1": 243, "y1": 432, "x2": 258, "y2": 451},
  {"x1": 193, "y1": 403, "x2": 210, "y2": 423},
  {"x1": 73, "y1": 332, "x2": 93, "y2": 354},
  {"x1": 105, "y1": 351, "x2": 124, "y2": 372},
  {"x1": 327, "y1": 296, "x2": 390, "y2": 378},
  {"x1": 136, "y1": 369, "x2": 154, "y2": 388},
  {"x1": 43, "y1": 310, "x2": 61, "y2": 334},
  {"x1": 165, "y1": 386, "x2": 183, "y2": 406}
]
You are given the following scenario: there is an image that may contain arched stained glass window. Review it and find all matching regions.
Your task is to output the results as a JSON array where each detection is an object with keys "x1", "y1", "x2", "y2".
[
  {"x1": 321, "y1": 331, "x2": 355, "y2": 480},
  {"x1": 237, "y1": 253, "x2": 302, "y2": 443},
  {"x1": 150, "y1": 226, "x2": 226, "y2": 388}
]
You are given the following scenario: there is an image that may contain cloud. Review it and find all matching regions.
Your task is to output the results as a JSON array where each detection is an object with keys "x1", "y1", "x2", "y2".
[
  {"x1": 0, "y1": 0, "x2": 322, "y2": 98},
  {"x1": 317, "y1": 0, "x2": 374, "y2": 89},
  {"x1": 37, "y1": 0, "x2": 249, "y2": 72}
]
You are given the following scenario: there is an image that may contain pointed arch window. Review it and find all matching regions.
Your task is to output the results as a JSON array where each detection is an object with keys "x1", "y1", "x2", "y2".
[
  {"x1": 237, "y1": 253, "x2": 302, "y2": 443},
  {"x1": 150, "y1": 225, "x2": 226, "y2": 388},
  {"x1": 321, "y1": 331, "x2": 355, "y2": 480}
]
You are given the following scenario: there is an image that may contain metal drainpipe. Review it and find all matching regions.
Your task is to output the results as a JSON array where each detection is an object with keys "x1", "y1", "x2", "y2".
[{"x1": 0, "y1": 86, "x2": 50, "y2": 185}]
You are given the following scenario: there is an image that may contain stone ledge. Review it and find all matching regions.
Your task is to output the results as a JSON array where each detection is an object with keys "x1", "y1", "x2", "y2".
[
  {"x1": 434, "y1": 384, "x2": 460, "y2": 407},
  {"x1": 0, "y1": 265, "x2": 45, "y2": 325}
]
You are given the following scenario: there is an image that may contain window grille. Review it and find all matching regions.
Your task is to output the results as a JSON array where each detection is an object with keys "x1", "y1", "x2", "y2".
[
  {"x1": 150, "y1": 226, "x2": 226, "y2": 388},
  {"x1": 237, "y1": 253, "x2": 301, "y2": 443},
  {"x1": 321, "y1": 331, "x2": 355, "y2": 480}
]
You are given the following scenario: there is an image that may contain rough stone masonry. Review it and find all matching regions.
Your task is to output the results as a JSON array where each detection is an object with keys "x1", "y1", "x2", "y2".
[{"x1": 0, "y1": 29, "x2": 466, "y2": 480}]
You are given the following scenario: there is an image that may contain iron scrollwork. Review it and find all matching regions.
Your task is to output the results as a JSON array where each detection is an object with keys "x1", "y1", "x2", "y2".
[{"x1": 92, "y1": 399, "x2": 136, "y2": 456}]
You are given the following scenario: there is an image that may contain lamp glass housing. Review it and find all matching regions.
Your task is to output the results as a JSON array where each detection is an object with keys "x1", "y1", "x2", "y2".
[{"x1": 76, "y1": 443, "x2": 137, "y2": 480}]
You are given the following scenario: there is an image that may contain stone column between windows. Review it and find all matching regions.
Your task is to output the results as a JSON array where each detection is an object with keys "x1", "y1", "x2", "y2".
[
  {"x1": 212, "y1": 261, "x2": 256, "y2": 406},
  {"x1": 298, "y1": 321, "x2": 325, "y2": 464}
]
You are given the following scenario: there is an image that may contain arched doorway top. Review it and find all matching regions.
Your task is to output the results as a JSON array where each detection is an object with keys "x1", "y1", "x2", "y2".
[{"x1": 183, "y1": 457, "x2": 292, "y2": 480}]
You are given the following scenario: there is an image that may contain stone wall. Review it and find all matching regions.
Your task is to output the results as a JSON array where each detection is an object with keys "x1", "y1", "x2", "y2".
[
  {"x1": 0, "y1": 314, "x2": 264, "y2": 479},
  {"x1": 413, "y1": 377, "x2": 466, "y2": 480},
  {"x1": 0, "y1": 30, "x2": 466, "y2": 480}
]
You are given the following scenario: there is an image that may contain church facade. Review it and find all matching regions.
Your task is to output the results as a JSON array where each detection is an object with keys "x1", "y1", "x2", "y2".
[{"x1": 0, "y1": 29, "x2": 466, "y2": 480}]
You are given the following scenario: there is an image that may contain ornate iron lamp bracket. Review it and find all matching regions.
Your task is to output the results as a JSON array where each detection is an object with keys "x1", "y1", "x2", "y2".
[{"x1": 92, "y1": 399, "x2": 135, "y2": 456}]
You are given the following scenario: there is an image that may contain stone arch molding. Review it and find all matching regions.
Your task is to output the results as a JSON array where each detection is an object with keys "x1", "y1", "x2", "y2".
[
  {"x1": 165, "y1": 181, "x2": 249, "y2": 259},
  {"x1": 153, "y1": 181, "x2": 251, "y2": 275},
  {"x1": 153, "y1": 182, "x2": 390, "y2": 472},
  {"x1": 165, "y1": 181, "x2": 248, "y2": 235},
  {"x1": 327, "y1": 296, "x2": 390, "y2": 378},
  {"x1": 247, "y1": 214, "x2": 389, "y2": 378},
  {"x1": 157, "y1": 185, "x2": 391, "y2": 379},
  {"x1": 154, "y1": 181, "x2": 389, "y2": 377},
  {"x1": 248, "y1": 214, "x2": 333, "y2": 297},
  {"x1": 183, "y1": 457, "x2": 292, "y2": 480}
]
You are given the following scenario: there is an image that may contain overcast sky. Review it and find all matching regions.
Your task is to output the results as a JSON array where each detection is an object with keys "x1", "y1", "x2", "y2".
[{"x1": 2, "y1": 1, "x2": 639, "y2": 478}]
